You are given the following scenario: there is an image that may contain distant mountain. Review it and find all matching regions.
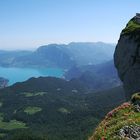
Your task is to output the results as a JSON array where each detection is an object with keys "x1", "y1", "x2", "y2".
[
  {"x1": 66, "y1": 42, "x2": 115, "y2": 66},
  {"x1": 35, "y1": 44, "x2": 75, "y2": 68},
  {"x1": 65, "y1": 60, "x2": 121, "y2": 92},
  {"x1": 0, "y1": 42, "x2": 115, "y2": 69},
  {"x1": 0, "y1": 77, "x2": 9, "y2": 88},
  {"x1": 0, "y1": 50, "x2": 31, "y2": 67},
  {"x1": 0, "y1": 77, "x2": 125, "y2": 140}
]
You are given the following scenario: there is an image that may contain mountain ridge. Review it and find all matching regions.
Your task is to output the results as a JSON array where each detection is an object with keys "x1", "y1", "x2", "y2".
[{"x1": 0, "y1": 42, "x2": 115, "y2": 69}]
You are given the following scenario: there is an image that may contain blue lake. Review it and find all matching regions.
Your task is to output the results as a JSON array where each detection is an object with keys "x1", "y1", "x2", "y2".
[{"x1": 0, "y1": 67, "x2": 64, "y2": 85}]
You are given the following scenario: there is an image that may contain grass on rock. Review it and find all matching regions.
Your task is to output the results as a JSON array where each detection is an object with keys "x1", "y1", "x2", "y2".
[{"x1": 89, "y1": 102, "x2": 140, "y2": 140}]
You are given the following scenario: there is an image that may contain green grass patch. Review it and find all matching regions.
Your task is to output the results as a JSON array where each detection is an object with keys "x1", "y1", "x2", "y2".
[
  {"x1": 122, "y1": 20, "x2": 140, "y2": 35},
  {"x1": 58, "y1": 108, "x2": 70, "y2": 114},
  {"x1": 24, "y1": 106, "x2": 42, "y2": 115},
  {"x1": 22, "y1": 92, "x2": 46, "y2": 97},
  {"x1": 0, "y1": 133, "x2": 6, "y2": 138},
  {"x1": 0, "y1": 113, "x2": 27, "y2": 130},
  {"x1": 0, "y1": 120, "x2": 27, "y2": 130}
]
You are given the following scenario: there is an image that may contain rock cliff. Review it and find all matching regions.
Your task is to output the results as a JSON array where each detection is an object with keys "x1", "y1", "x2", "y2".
[
  {"x1": 114, "y1": 14, "x2": 140, "y2": 100},
  {"x1": 89, "y1": 14, "x2": 140, "y2": 140}
]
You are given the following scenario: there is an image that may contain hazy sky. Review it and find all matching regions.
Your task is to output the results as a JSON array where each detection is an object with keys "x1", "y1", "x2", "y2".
[{"x1": 0, "y1": 0, "x2": 140, "y2": 50}]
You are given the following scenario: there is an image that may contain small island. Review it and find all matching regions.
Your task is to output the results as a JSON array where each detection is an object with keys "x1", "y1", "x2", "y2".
[{"x1": 0, "y1": 77, "x2": 9, "y2": 88}]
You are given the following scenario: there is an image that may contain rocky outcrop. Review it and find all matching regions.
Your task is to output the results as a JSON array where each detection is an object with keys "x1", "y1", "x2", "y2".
[
  {"x1": 114, "y1": 14, "x2": 140, "y2": 100},
  {"x1": 89, "y1": 102, "x2": 140, "y2": 140},
  {"x1": 119, "y1": 125, "x2": 140, "y2": 140},
  {"x1": 89, "y1": 14, "x2": 140, "y2": 140}
]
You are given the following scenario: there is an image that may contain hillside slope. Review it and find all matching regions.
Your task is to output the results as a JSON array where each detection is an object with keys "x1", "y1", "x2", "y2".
[
  {"x1": 89, "y1": 102, "x2": 140, "y2": 140},
  {"x1": 65, "y1": 60, "x2": 121, "y2": 92},
  {"x1": 0, "y1": 77, "x2": 125, "y2": 140}
]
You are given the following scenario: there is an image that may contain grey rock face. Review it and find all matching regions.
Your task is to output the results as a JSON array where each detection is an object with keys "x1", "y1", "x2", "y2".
[
  {"x1": 114, "y1": 17, "x2": 140, "y2": 100},
  {"x1": 119, "y1": 125, "x2": 140, "y2": 140},
  {"x1": 114, "y1": 35, "x2": 138, "y2": 80},
  {"x1": 134, "y1": 104, "x2": 140, "y2": 112}
]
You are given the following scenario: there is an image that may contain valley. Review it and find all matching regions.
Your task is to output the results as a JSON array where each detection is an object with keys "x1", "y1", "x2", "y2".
[
  {"x1": 0, "y1": 42, "x2": 118, "y2": 88},
  {"x1": 0, "y1": 42, "x2": 123, "y2": 140},
  {"x1": 1, "y1": 1, "x2": 139, "y2": 140}
]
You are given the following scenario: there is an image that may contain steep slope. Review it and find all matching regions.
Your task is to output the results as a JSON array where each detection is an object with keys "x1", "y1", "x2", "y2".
[
  {"x1": 114, "y1": 14, "x2": 140, "y2": 99},
  {"x1": 0, "y1": 77, "x2": 125, "y2": 140},
  {"x1": 89, "y1": 102, "x2": 140, "y2": 140},
  {"x1": 35, "y1": 44, "x2": 75, "y2": 68},
  {"x1": 65, "y1": 60, "x2": 121, "y2": 91},
  {"x1": 90, "y1": 14, "x2": 140, "y2": 140}
]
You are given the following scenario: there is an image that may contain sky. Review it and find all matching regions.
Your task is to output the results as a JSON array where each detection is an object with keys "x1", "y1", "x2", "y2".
[{"x1": 0, "y1": 0, "x2": 140, "y2": 50}]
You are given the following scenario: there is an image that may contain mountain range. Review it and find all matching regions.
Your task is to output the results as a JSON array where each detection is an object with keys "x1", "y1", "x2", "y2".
[{"x1": 0, "y1": 42, "x2": 115, "y2": 69}]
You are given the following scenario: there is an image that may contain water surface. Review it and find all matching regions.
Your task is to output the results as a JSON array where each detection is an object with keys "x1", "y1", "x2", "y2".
[{"x1": 0, "y1": 67, "x2": 64, "y2": 85}]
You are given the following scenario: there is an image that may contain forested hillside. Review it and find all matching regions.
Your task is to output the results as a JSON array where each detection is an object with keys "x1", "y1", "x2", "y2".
[{"x1": 0, "y1": 77, "x2": 125, "y2": 140}]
